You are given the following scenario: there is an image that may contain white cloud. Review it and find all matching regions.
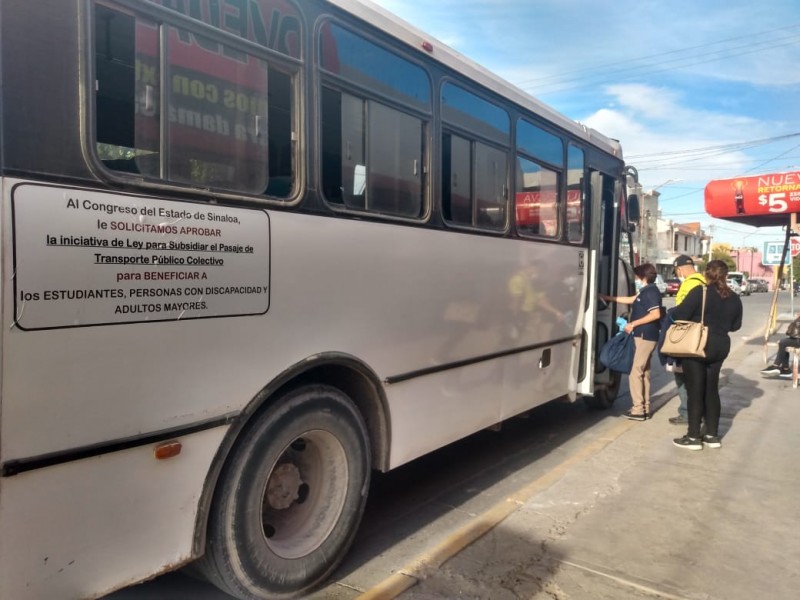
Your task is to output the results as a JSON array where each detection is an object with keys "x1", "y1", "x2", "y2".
[{"x1": 580, "y1": 84, "x2": 763, "y2": 188}]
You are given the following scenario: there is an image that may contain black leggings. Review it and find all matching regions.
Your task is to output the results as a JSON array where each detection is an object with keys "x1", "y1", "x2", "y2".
[{"x1": 681, "y1": 357, "x2": 724, "y2": 438}]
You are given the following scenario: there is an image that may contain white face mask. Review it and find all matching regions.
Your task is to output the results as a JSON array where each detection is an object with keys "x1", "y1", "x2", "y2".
[
  {"x1": 678, "y1": 276, "x2": 686, "y2": 283},
  {"x1": 635, "y1": 280, "x2": 644, "y2": 291}
]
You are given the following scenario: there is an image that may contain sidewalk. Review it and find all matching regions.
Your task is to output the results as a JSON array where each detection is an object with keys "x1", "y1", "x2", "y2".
[{"x1": 400, "y1": 323, "x2": 800, "y2": 599}]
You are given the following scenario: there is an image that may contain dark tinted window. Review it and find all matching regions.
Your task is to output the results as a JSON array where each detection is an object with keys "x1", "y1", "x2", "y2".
[
  {"x1": 442, "y1": 134, "x2": 507, "y2": 230},
  {"x1": 320, "y1": 23, "x2": 430, "y2": 110},
  {"x1": 322, "y1": 88, "x2": 424, "y2": 218},
  {"x1": 566, "y1": 144, "x2": 585, "y2": 243},
  {"x1": 441, "y1": 82, "x2": 509, "y2": 144},
  {"x1": 517, "y1": 119, "x2": 563, "y2": 167}
]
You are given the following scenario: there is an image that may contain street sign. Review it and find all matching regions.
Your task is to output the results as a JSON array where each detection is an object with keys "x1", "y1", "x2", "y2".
[
  {"x1": 763, "y1": 241, "x2": 790, "y2": 266},
  {"x1": 791, "y1": 237, "x2": 800, "y2": 257}
]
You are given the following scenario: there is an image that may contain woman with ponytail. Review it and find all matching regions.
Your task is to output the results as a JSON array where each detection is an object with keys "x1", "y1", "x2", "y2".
[{"x1": 669, "y1": 260, "x2": 743, "y2": 450}]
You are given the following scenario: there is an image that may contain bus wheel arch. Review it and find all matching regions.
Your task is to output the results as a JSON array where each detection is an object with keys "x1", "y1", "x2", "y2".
[
  {"x1": 190, "y1": 356, "x2": 389, "y2": 596},
  {"x1": 196, "y1": 382, "x2": 373, "y2": 598}
]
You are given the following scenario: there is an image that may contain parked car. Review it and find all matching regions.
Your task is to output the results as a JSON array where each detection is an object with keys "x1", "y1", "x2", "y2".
[
  {"x1": 655, "y1": 274, "x2": 667, "y2": 295},
  {"x1": 728, "y1": 272, "x2": 750, "y2": 296},
  {"x1": 740, "y1": 278, "x2": 751, "y2": 296},
  {"x1": 727, "y1": 279, "x2": 743, "y2": 295},
  {"x1": 757, "y1": 279, "x2": 770, "y2": 292},
  {"x1": 665, "y1": 278, "x2": 681, "y2": 296}
]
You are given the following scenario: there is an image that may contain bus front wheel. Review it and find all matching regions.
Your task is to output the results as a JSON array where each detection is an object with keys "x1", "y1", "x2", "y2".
[{"x1": 198, "y1": 384, "x2": 371, "y2": 599}]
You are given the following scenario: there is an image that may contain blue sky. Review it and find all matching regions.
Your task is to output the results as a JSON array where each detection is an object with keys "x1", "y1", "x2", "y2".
[{"x1": 371, "y1": 0, "x2": 800, "y2": 249}]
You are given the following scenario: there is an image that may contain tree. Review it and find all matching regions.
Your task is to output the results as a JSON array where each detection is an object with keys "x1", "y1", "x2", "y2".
[
  {"x1": 792, "y1": 253, "x2": 800, "y2": 283},
  {"x1": 698, "y1": 243, "x2": 736, "y2": 272}
]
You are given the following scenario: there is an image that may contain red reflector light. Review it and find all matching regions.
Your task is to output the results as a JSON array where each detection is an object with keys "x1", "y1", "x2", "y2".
[
  {"x1": 154, "y1": 440, "x2": 182, "y2": 460},
  {"x1": 421, "y1": 41, "x2": 433, "y2": 53}
]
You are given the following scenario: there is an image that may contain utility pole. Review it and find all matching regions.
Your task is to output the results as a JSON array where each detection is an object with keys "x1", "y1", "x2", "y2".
[{"x1": 707, "y1": 225, "x2": 715, "y2": 262}]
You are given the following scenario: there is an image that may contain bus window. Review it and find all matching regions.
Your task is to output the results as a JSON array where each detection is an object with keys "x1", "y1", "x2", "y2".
[
  {"x1": 442, "y1": 135, "x2": 507, "y2": 229},
  {"x1": 322, "y1": 89, "x2": 424, "y2": 217},
  {"x1": 515, "y1": 119, "x2": 564, "y2": 238},
  {"x1": 319, "y1": 22, "x2": 430, "y2": 111},
  {"x1": 94, "y1": 3, "x2": 297, "y2": 198},
  {"x1": 517, "y1": 119, "x2": 564, "y2": 168},
  {"x1": 442, "y1": 133, "x2": 472, "y2": 223},
  {"x1": 368, "y1": 102, "x2": 424, "y2": 216},
  {"x1": 320, "y1": 22, "x2": 429, "y2": 218},
  {"x1": 475, "y1": 143, "x2": 508, "y2": 228},
  {"x1": 440, "y1": 82, "x2": 509, "y2": 230},
  {"x1": 567, "y1": 144, "x2": 585, "y2": 244},
  {"x1": 515, "y1": 158, "x2": 560, "y2": 238},
  {"x1": 441, "y1": 81, "x2": 510, "y2": 145},
  {"x1": 95, "y1": 6, "x2": 156, "y2": 174}
]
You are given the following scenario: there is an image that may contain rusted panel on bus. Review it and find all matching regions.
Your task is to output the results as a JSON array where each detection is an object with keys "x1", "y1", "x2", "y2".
[{"x1": 705, "y1": 171, "x2": 800, "y2": 223}]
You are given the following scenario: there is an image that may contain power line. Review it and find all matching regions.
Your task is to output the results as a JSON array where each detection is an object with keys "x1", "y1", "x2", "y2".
[
  {"x1": 519, "y1": 31, "x2": 800, "y2": 95},
  {"x1": 628, "y1": 133, "x2": 800, "y2": 160},
  {"x1": 743, "y1": 143, "x2": 800, "y2": 175}
]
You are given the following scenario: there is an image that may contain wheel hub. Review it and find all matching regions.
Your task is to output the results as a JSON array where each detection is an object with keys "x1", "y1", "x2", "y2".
[{"x1": 266, "y1": 463, "x2": 303, "y2": 510}]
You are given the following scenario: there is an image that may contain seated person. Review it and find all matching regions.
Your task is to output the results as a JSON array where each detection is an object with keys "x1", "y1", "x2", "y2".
[{"x1": 761, "y1": 314, "x2": 800, "y2": 377}]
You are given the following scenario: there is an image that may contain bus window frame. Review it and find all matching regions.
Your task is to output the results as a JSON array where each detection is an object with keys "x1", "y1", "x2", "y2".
[
  {"x1": 566, "y1": 142, "x2": 588, "y2": 246},
  {"x1": 513, "y1": 116, "x2": 566, "y2": 241},
  {"x1": 316, "y1": 16, "x2": 433, "y2": 223},
  {"x1": 83, "y1": 0, "x2": 305, "y2": 206},
  {"x1": 439, "y1": 77, "x2": 511, "y2": 234}
]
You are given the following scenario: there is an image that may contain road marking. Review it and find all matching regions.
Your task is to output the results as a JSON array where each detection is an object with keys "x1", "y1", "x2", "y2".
[
  {"x1": 356, "y1": 417, "x2": 637, "y2": 600},
  {"x1": 557, "y1": 559, "x2": 695, "y2": 600}
]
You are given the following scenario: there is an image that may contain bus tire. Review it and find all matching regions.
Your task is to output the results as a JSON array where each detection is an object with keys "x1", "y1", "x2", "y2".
[
  {"x1": 198, "y1": 384, "x2": 371, "y2": 599},
  {"x1": 584, "y1": 371, "x2": 621, "y2": 410}
]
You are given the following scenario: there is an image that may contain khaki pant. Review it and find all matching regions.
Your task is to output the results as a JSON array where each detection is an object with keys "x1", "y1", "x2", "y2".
[{"x1": 630, "y1": 337, "x2": 657, "y2": 415}]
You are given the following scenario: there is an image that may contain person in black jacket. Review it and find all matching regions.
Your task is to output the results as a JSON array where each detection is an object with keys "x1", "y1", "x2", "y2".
[{"x1": 670, "y1": 260, "x2": 743, "y2": 450}]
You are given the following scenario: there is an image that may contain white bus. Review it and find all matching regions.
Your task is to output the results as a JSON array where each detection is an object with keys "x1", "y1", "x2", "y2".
[{"x1": 0, "y1": 1, "x2": 638, "y2": 598}]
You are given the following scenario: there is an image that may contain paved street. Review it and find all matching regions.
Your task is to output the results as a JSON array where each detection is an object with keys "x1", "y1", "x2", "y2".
[{"x1": 109, "y1": 291, "x2": 800, "y2": 600}]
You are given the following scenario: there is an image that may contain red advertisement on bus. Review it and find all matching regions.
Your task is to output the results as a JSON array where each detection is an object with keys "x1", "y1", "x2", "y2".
[{"x1": 515, "y1": 189, "x2": 581, "y2": 233}]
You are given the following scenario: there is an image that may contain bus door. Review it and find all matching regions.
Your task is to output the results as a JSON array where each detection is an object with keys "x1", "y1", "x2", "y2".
[{"x1": 577, "y1": 170, "x2": 632, "y2": 404}]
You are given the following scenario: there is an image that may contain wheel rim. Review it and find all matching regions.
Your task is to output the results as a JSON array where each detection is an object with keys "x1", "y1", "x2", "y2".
[{"x1": 260, "y1": 429, "x2": 349, "y2": 559}]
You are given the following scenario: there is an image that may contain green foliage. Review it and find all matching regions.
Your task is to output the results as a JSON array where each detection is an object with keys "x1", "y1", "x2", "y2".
[
  {"x1": 793, "y1": 253, "x2": 800, "y2": 282},
  {"x1": 699, "y1": 246, "x2": 736, "y2": 273}
]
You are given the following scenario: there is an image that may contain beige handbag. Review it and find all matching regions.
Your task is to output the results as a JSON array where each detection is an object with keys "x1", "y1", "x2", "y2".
[{"x1": 661, "y1": 286, "x2": 708, "y2": 358}]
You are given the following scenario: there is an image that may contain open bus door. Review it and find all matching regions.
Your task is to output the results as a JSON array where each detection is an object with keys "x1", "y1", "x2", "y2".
[{"x1": 580, "y1": 168, "x2": 637, "y2": 408}]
